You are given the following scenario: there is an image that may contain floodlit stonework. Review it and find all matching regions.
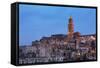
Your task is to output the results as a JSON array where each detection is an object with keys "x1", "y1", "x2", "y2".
[{"x1": 19, "y1": 17, "x2": 96, "y2": 64}]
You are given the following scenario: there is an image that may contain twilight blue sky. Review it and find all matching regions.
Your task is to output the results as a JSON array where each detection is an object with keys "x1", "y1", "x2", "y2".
[{"x1": 19, "y1": 4, "x2": 96, "y2": 46}]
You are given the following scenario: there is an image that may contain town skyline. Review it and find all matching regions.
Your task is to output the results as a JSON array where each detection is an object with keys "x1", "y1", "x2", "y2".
[{"x1": 19, "y1": 4, "x2": 96, "y2": 45}]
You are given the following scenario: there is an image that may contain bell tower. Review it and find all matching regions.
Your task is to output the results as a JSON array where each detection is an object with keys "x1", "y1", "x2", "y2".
[
  {"x1": 68, "y1": 16, "x2": 74, "y2": 35},
  {"x1": 67, "y1": 16, "x2": 74, "y2": 38}
]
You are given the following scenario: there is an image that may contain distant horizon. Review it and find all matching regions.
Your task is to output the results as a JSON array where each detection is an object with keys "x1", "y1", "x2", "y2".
[{"x1": 19, "y1": 4, "x2": 96, "y2": 46}]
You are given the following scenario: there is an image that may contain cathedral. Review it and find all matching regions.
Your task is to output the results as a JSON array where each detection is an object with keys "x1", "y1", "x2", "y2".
[{"x1": 19, "y1": 16, "x2": 96, "y2": 64}]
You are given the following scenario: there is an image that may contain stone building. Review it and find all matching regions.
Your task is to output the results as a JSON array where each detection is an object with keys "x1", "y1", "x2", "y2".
[{"x1": 19, "y1": 16, "x2": 96, "y2": 64}]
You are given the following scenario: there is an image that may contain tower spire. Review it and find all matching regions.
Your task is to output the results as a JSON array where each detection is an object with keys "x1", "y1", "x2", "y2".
[
  {"x1": 69, "y1": 16, "x2": 72, "y2": 19},
  {"x1": 68, "y1": 16, "x2": 74, "y2": 33},
  {"x1": 67, "y1": 16, "x2": 74, "y2": 39}
]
